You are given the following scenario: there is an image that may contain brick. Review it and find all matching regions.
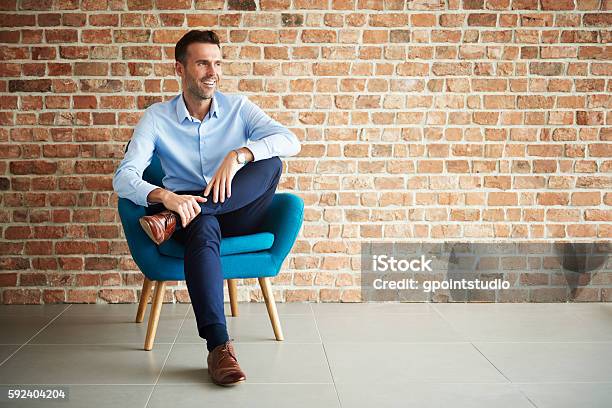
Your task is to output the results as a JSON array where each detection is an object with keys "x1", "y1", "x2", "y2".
[
  {"x1": 511, "y1": 0, "x2": 537, "y2": 9},
  {"x1": 468, "y1": 13, "x2": 497, "y2": 26},
  {"x1": 10, "y1": 161, "x2": 57, "y2": 175},
  {"x1": 463, "y1": 0, "x2": 484, "y2": 9},
  {"x1": 411, "y1": 13, "x2": 436, "y2": 26},
  {"x1": 294, "y1": 0, "x2": 327, "y2": 8},
  {"x1": 370, "y1": 13, "x2": 409, "y2": 27},
  {"x1": 8, "y1": 80, "x2": 52, "y2": 92},
  {"x1": 156, "y1": 0, "x2": 191, "y2": 9},
  {"x1": 314, "y1": 62, "x2": 350, "y2": 76},
  {"x1": 80, "y1": 79, "x2": 122, "y2": 92},
  {"x1": 114, "y1": 29, "x2": 150, "y2": 43},
  {"x1": 0, "y1": 13, "x2": 36, "y2": 27},
  {"x1": 67, "y1": 289, "x2": 97, "y2": 303},
  {"x1": 122, "y1": 46, "x2": 162, "y2": 60},
  {"x1": 3, "y1": 289, "x2": 41, "y2": 304},
  {"x1": 541, "y1": 0, "x2": 575, "y2": 10},
  {"x1": 488, "y1": 192, "x2": 517, "y2": 206},
  {"x1": 397, "y1": 62, "x2": 429, "y2": 76},
  {"x1": 588, "y1": 143, "x2": 612, "y2": 157},
  {"x1": 89, "y1": 13, "x2": 119, "y2": 26},
  {"x1": 537, "y1": 192, "x2": 570, "y2": 205},
  {"x1": 583, "y1": 14, "x2": 612, "y2": 27},
  {"x1": 31, "y1": 47, "x2": 56, "y2": 60},
  {"x1": 74, "y1": 62, "x2": 108, "y2": 76},
  {"x1": 261, "y1": 0, "x2": 291, "y2": 10},
  {"x1": 62, "y1": 13, "x2": 86, "y2": 27},
  {"x1": 302, "y1": 30, "x2": 336, "y2": 43}
]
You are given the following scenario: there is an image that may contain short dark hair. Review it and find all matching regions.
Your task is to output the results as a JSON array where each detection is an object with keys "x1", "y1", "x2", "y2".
[{"x1": 175, "y1": 30, "x2": 221, "y2": 64}]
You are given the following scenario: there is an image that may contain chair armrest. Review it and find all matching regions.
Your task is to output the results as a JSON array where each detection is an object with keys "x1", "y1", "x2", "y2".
[
  {"x1": 117, "y1": 197, "x2": 167, "y2": 277},
  {"x1": 259, "y1": 193, "x2": 304, "y2": 268}
]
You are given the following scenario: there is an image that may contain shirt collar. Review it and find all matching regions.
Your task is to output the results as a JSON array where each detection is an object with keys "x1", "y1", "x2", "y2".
[{"x1": 176, "y1": 92, "x2": 220, "y2": 124}]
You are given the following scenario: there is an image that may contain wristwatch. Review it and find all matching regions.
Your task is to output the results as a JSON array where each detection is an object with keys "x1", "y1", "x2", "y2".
[{"x1": 234, "y1": 149, "x2": 247, "y2": 165}]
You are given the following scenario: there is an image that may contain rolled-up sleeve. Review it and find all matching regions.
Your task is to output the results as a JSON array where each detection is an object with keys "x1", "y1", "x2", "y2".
[
  {"x1": 112, "y1": 108, "x2": 159, "y2": 207},
  {"x1": 241, "y1": 96, "x2": 301, "y2": 161}
]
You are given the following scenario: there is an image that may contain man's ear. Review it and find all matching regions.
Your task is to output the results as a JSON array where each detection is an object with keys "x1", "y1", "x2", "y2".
[{"x1": 175, "y1": 61, "x2": 183, "y2": 77}]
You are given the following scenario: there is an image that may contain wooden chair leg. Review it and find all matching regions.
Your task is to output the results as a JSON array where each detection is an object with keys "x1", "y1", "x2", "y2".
[
  {"x1": 258, "y1": 277, "x2": 284, "y2": 341},
  {"x1": 144, "y1": 280, "x2": 165, "y2": 351},
  {"x1": 136, "y1": 277, "x2": 153, "y2": 323},
  {"x1": 228, "y1": 279, "x2": 239, "y2": 317}
]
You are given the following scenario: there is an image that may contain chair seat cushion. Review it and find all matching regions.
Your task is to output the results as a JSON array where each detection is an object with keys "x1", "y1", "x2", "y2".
[{"x1": 157, "y1": 232, "x2": 275, "y2": 259}]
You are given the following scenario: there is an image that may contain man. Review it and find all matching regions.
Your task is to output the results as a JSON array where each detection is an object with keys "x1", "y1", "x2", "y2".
[{"x1": 112, "y1": 30, "x2": 300, "y2": 386}]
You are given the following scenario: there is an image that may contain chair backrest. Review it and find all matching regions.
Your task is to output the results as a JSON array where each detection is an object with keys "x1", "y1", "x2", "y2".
[
  {"x1": 143, "y1": 154, "x2": 164, "y2": 188},
  {"x1": 125, "y1": 139, "x2": 164, "y2": 188}
]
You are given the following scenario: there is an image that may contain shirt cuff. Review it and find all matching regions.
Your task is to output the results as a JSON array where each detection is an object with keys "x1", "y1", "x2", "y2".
[
  {"x1": 139, "y1": 183, "x2": 161, "y2": 208},
  {"x1": 245, "y1": 139, "x2": 272, "y2": 162}
]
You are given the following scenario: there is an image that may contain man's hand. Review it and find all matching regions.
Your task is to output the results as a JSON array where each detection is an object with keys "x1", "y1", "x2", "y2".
[
  {"x1": 161, "y1": 191, "x2": 207, "y2": 228},
  {"x1": 203, "y1": 148, "x2": 252, "y2": 203}
]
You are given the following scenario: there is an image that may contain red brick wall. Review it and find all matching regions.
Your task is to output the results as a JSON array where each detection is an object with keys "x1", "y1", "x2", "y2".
[{"x1": 0, "y1": 0, "x2": 610, "y2": 304}]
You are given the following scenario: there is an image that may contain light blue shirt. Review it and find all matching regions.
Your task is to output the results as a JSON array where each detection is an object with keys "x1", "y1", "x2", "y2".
[{"x1": 112, "y1": 91, "x2": 301, "y2": 207}]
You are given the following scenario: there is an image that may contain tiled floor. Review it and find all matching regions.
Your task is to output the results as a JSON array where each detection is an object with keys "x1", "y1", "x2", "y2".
[{"x1": 1, "y1": 302, "x2": 611, "y2": 407}]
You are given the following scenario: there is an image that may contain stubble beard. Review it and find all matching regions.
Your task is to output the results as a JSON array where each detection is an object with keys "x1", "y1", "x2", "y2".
[{"x1": 186, "y1": 74, "x2": 216, "y2": 101}]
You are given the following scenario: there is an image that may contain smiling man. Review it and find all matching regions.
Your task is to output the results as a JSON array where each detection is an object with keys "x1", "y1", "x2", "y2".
[{"x1": 112, "y1": 30, "x2": 300, "y2": 386}]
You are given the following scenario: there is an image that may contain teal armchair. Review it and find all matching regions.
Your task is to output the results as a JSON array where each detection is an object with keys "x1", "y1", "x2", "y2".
[{"x1": 117, "y1": 153, "x2": 304, "y2": 350}]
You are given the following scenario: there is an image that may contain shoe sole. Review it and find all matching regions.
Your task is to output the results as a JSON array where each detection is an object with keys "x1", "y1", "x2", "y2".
[
  {"x1": 207, "y1": 368, "x2": 246, "y2": 386},
  {"x1": 139, "y1": 218, "x2": 162, "y2": 245}
]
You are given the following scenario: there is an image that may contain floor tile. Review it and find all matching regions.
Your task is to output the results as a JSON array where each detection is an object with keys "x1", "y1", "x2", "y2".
[
  {"x1": 474, "y1": 342, "x2": 612, "y2": 383},
  {"x1": 571, "y1": 303, "x2": 612, "y2": 323},
  {"x1": 0, "y1": 305, "x2": 69, "y2": 317},
  {"x1": 0, "y1": 345, "x2": 20, "y2": 366},
  {"x1": 0, "y1": 385, "x2": 152, "y2": 408},
  {"x1": 519, "y1": 382, "x2": 612, "y2": 408},
  {"x1": 148, "y1": 384, "x2": 340, "y2": 408},
  {"x1": 177, "y1": 315, "x2": 321, "y2": 343},
  {"x1": 335, "y1": 383, "x2": 533, "y2": 408},
  {"x1": 223, "y1": 302, "x2": 314, "y2": 315},
  {"x1": 324, "y1": 342, "x2": 507, "y2": 384},
  {"x1": 434, "y1": 303, "x2": 612, "y2": 342},
  {"x1": 315, "y1": 313, "x2": 466, "y2": 343},
  {"x1": 311, "y1": 302, "x2": 436, "y2": 315},
  {"x1": 0, "y1": 316, "x2": 59, "y2": 345},
  {"x1": 30, "y1": 313, "x2": 185, "y2": 345},
  {"x1": 157, "y1": 343, "x2": 332, "y2": 384},
  {"x1": 63, "y1": 303, "x2": 189, "y2": 318},
  {"x1": 0, "y1": 344, "x2": 171, "y2": 385}
]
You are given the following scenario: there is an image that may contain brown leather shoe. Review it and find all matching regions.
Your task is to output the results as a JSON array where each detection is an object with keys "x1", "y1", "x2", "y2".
[
  {"x1": 139, "y1": 210, "x2": 177, "y2": 245},
  {"x1": 207, "y1": 341, "x2": 246, "y2": 386}
]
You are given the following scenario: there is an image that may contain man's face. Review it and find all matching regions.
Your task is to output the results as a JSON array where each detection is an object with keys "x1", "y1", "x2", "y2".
[{"x1": 176, "y1": 42, "x2": 222, "y2": 101}]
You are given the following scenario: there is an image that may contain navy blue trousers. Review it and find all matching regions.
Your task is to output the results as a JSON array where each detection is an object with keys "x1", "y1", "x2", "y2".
[{"x1": 146, "y1": 157, "x2": 282, "y2": 350}]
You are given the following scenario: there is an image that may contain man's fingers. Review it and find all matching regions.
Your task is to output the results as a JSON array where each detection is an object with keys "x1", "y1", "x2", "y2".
[
  {"x1": 183, "y1": 204, "x2": 193, "y2": 226},
  {"x1": 213, "y1": 180, "x2": 219, "y2": 203},
  {"x1": 195, "y1": 196, "x2": 207, "y2": 203},
  {"x1": 219, "y1": 174, "x2": 226, "y2": 203},
  {"x1": 205, "y1": 177, "x2": 217, "y2": 198},
  {"x1": 191, "y1": 197, "x2": 201, "y2": 215},
  {"x1": 226, "y1": 175, "x2": 232, "y2": 198},
  {"x1": 179, "y1": 203, "x2": 190, "y2": 226},
  {"x1": 185, "y1": 201, "x2": 195, "y2": 220},
  {"x1": 176, "y1": 207, "x2": 187, "y2": 228}
]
